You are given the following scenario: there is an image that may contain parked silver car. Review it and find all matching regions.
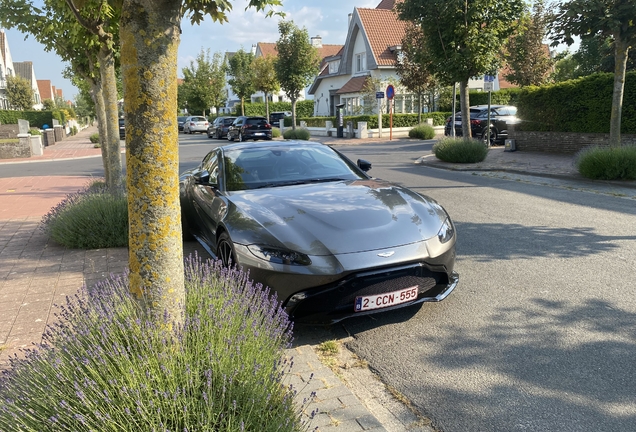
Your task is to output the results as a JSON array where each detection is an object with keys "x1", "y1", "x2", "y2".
[{"x1": 183, "y1": 116, "x2": 209, "y2": 134}]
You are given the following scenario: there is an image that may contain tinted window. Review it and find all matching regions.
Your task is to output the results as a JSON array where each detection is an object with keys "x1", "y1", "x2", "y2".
[
  {"x1": 246, "y1": 118, "x2": 267, "y2": 126},
  {"x1": 222, "y1": 144, "x2": 366, "y2": 191},
  {"x1": 224, "y1": 118, "x2": 235, "y2": 125}
]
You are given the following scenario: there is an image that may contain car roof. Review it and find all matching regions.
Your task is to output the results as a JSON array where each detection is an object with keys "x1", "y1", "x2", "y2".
[{"x1": 218, "y1": 140, "x2": 322, "y2": 152}]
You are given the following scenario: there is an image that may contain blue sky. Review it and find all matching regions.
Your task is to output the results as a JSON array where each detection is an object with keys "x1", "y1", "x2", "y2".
[{"x1": 3, "y1": 0, "x2": 377, "y2": 102}]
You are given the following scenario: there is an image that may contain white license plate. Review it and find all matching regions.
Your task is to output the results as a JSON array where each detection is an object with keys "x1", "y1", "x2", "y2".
[
  {"x1": 454, "y1": 121, "x2": 462, "y2": 126},
  {"x1": 354, "y1": 286, "x2": 419, "y2": 312},
  {"x1": 255, "y1": 132, "x2": 264, "y2": 136}
]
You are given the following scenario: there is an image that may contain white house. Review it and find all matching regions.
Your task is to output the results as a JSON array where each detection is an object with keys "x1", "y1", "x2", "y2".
[
  {"x1": 14, "y1": 61, "x2": 43, "y2": 110},
  {"x1": 0, "y1": 29, "x2": 15, "y2": 110},
  {"x1": 308, "y1": 0, "x2": 509, "y2": 117}
]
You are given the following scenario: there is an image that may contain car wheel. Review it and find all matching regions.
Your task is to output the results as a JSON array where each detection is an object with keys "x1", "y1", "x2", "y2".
[
  {"x1": 217, "y1": 231, "x2": 237, "y2": 268},
  {"x1": 181, "y1": 214, "x2": 194, "y2": 241},
  {"x1": 228, "y1": 132, "x2": 234, "y2": 142},
  {"x1": 216, "y1": 130, "x2": 221, "y2": 140},
  {"x1": 238, "y1": 132, "x2": 244, "y2": 142},
  {"x1": 481, "y1": 128, "x2": 496, "y2": 147}
]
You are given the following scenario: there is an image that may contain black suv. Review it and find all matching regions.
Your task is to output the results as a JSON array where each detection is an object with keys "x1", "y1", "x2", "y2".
[
  {"x1": 269, "y1": 111, "x2": 290, "y2": 128},
  {"x1": 444, "y1": 105, "x2": 519, "y2": 145},
  {"x1": 227, "y1": 116, "x2": 272, "y2": 141},
  {"x1": 207, "y1": 116, "x2": 236, "y2": 139}
]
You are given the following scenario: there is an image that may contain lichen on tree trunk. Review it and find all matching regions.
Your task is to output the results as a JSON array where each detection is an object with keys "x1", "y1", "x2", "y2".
[{"x1": 120, "y1": 0, "x2": 185, "y2": 326}]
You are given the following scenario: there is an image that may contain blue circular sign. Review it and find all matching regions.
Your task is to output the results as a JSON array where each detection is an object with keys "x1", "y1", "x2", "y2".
[{"x1": 386, "y1": 85, "x2": 395, "y2": 100}]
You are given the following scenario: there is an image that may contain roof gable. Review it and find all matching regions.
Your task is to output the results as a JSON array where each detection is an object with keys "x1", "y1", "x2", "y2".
[{"x1": 357, "y1": 8, "x2": 406, "y2": 67}]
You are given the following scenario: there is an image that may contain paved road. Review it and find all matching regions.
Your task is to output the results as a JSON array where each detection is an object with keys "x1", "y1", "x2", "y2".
[{"x1": 326, "y1": 141, "x2": 636, "y2": 432}]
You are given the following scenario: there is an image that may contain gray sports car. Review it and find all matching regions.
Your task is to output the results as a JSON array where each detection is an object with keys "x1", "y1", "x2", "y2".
[{"x1": 179, "y1": 141, "x2": 458, "y2": 323}]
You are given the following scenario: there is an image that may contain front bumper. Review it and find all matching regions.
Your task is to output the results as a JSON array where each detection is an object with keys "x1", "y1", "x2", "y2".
[{"x1": 284, "y1": 256, "x2": 458, "y2": 324}]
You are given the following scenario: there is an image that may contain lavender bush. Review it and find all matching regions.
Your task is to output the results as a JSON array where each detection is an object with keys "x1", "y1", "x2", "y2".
[
  {"x1": 0, "y1": 254, "x2": 308, "y2": 431},
  {"x1": 40, "y1": 179, "x2": 128, "y2": 249}
]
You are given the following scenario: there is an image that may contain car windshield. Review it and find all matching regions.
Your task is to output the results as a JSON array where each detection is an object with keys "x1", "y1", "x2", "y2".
[
  {"x1": 222, "y1": 144, "x2": 366, "y2": 191},
  {"x1": 224, "y1": 118, "x2": 235, "y2": 125},
  {"x1": 191, "y1": 117, "x2": 206, "y2": 122}
]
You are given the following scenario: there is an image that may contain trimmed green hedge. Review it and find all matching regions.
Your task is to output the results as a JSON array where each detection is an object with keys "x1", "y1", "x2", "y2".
[
  {"x1": 0, "y1": 110, "x2": 54, "y2": 128},
  {"x1": 234, "y1": 100, "x2": 314, "y2": 118},
  {"x1": 516, "y1": 72, "x2": 636, "y2": 133},
  {"x1": 286, "y1": 112, "x2": 451, "y2": 128}
]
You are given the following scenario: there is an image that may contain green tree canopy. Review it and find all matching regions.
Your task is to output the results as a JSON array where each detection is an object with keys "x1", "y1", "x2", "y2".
[
  {"x1": 274, "y1": 20, "x2": 320, "y2": 130},
  {"x1": 179, "y1": 48, "x2": 226, "y2": 116},
  {"x1": 397, "y1": 0, "x2": 524, "y2": 138},
  {"x1": 227, "y1": 48, "x2": 255, "y2": 116},
  {"x1": 251, "y1": 55, "x2": 279, "y2": 120},
  {"x1": 504, "y1": 0, "x2": 553, "y2": 87},
  {"x1": 6, "y1": 75, "x2": 34, "y2": 110}
]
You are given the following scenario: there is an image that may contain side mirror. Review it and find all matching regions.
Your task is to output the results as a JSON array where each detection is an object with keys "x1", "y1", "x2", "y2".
[
  {"x1": 194, "y1": 170, "x2": 218, "y2": 187},
  {"x1": 357, "y1": 159, "x2": 372, "y2": 172}
]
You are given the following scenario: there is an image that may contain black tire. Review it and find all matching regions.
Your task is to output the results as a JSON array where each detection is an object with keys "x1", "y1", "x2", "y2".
[
  {"x1": 216, "y1": 130, "x2": 221, "y2": 140},
  {"x1": 238, "y1": 132, "x2": 244, "y2": 142},
  {"x1": 181, "y1": 214, "x2": 194, "y2": 241},
  {"x1": 207, "y1": 130, "x2": 213, "y2": 139},
  {"x1": 480, "y1": 128, "x2": 496, "y2": 147},
  {"x1": 217, "y1": 232, "x2": 237, "y2": 268},
  {"x1": 228, "y1": 132, "x2": 234, "y2": 142}
]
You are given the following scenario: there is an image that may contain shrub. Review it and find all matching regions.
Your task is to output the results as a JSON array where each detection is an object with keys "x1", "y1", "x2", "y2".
[
  {"x1": 575, "y1": 145, "x2": 636, "y2": 180},
  {"x1": 0, "y1": 255, "x2": 307, "y2": 431},
  {"x1": 272, "y1": 127, "x2": 282, "y2": 138},
  {"x1": 89, "y1": 133, "x2": 100, "y2": 143},
  {"x1": 283, "y1": 128, "x2": 311, "y2": 140},
  {"x1": 433, "y1": 137, "x2": 489, "y2": 163},
  {"x1": 409, "y1": 124, "x2": 436, "y2": 140},
  {"x1": 70, "y1": 125, "x2": 78, "y2": 136},
  {"x1": 40, "y1": 180, "x2": 128, "y2": 248},
  {"x1": 29, "y1": 128, "x2": 42, "y2": 136}
]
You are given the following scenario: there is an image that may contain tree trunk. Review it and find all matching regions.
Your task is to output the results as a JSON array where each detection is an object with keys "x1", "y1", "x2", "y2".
[
  {"x1": 460, "y1": 80, "x2": 471, "y2": 138},
  {"x1": 89, "y1": 81, "x2": 110, "y2": 185},
  {"x1": 265, "y1": 92, "x2": 270, "y2": 121},
  {"x1": 120, "y1": 0, "x2": 185, "y2": 326},
  {"x1": 610, "y1": 37, "x2": 628, "y2": 147},
  {"x1": 241, "y1": 97, "x2": 245, "y2": 115},
  {"x1": 291, "y1": 97, "x2": 297, "y2": 130},
  {"x1": 98, "y1": 46, "x2": 123, "y2": 189},
  {"x1": 417, "y1": 93, "x2": 422, "y2": 124}
]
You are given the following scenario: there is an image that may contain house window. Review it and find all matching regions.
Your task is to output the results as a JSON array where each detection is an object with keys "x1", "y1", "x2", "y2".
[
  {"x1": 355, "y1": 53, "x2": 366, "y2": 73},
  {"x1": 328, "y1": 60, "x2": 340, "y2": 74}
]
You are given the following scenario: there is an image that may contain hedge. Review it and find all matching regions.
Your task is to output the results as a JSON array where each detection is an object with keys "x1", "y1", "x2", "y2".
[
  {"x1": 232, "y1": 100, "x2": 314, "y2": 118},
  {"x1": 516, "y1": 72, "x2": 636, "y2": 133},
  {"x1": 0, "y1": 109, "x2": 71, "y2": 128},
  {"x1": 285, "y1": 112, "x2": 451, "y2": 128}
]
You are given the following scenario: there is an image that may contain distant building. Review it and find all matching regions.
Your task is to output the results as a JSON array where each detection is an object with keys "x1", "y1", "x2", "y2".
[
  {"x1": 14, "y1": 61, "x2": 43, "y2": 109},
  {"x1": 0, "y1": 29, "x2": 15, "y2": 110}
]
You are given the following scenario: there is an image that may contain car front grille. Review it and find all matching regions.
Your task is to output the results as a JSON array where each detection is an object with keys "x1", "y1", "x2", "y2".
[{"x1": 288, "y1": 263, "x2": 448, "y2": 320}]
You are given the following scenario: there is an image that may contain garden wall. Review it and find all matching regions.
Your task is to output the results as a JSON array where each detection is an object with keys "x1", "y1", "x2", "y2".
[{"x1": 509, "y1": 130, "x2": 636, "y2": 154}]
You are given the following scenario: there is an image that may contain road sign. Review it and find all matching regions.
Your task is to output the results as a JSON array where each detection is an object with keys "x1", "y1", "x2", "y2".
[
  {"x1": 376, "y1": 91, "x2": 384, "y2": 99},
  {"x1": 386, "y1": 84, "x2": 395, "y2": 100},
  {"x1": 484, "y1": 75, "x2": 495, "y2": 82},
  {"x1": 484, "y1": 82, "x2": 494, "y2": 91}
]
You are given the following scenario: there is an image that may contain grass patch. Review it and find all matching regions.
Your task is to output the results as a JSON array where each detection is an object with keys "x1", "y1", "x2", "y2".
[
  {"x1": 575, "y1": 145, "x2": 636, "y2": 180},
  {"x1": 40, "y1": 179, "x2": 128, "y2": 249},
  {"x1": 283, "y1": 128, "x2": 311, "y2": 140},
  {"x1": 272, "y1": 127, "x2": 282, "y2": 138},
  {"x1": 408, "y1": 124, "x2": 435, "y2": 140},
  {"x1": 0, "y1": 139, "x2": 19, "y2": 144},
  {"x1": 0, "y1": 255, "x2": 307, "y2": 431},
  {"x1": 317, "y1": 340, "x2": 339, "y2": 355},
  {"x1": 432, "y1": 137, "x2": 489, "y2": 163}
]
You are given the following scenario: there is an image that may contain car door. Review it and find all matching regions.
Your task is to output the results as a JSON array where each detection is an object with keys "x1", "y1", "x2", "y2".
[
  {"x1": 191, "y1": 151, "x2": 227, "y2": 248},
  {"x1": 229, "y1": 117, "x2": 243, "y2": 140}
]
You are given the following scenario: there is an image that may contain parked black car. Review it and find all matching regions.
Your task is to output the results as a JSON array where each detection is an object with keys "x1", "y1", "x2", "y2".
[
  {"x1": 177, "y1": 116, "x2": 188, "y2": 132},
  {"x1": 208, "y1": 116, "x2": 236, "y2": 139},
  {"x1": 269, "y1": 111, "x2": 291, "y2": 128},
  {"x1": 119, "y1": 117, "x2": 126, "y2": 140},
  {"x1": 227, "y1": 116, "x2": 273, "y2": 141},
  {"x1": 444, "y1": 105, "x2": 519, "y2": 145}
]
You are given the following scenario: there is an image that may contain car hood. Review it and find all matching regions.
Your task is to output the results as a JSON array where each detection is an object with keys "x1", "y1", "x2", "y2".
[{"x1": 225, "y1": 179, "x2": 448, "y2": 255}]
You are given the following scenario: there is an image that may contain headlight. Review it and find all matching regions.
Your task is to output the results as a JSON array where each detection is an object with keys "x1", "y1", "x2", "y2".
[
  {"x1": 437, "y1": 217, "x2": 455, "y2": 244},
  {"x1": 248, "y1": 245, "x2": 312, "y2": 266}
]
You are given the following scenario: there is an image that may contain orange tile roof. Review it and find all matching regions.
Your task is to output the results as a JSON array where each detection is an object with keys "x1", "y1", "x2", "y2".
[
  {"x1": 375, "y1": 0, "x2": 397, "y2": 9},
  {"x1": 256, "y1": 42, "x2": 343, "y2": 62},
  {"x1": 336, "y1": 75, "x2": 369, "y2": 94},
  {"x1": 357, "y1": 8, "x2": 407, "y2": 66}
]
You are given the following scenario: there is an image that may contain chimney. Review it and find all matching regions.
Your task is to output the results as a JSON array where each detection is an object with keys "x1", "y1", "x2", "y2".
[
  {"x1": 311, "y1": 35, "x2": 323, "y2": 48},
  {"x1": 251, "y1": 44, "x2": 257, "y2": 55},
  {"x1": 348, "y1": 13, "x2": 352, "y2": 24}
]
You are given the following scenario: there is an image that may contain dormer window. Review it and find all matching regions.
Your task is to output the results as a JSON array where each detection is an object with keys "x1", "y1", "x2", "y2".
[
  {"x1": 329, "y1": 60, "x2": 340, "y2": 74},
  {"x1": 355, "y1": 53, "x2": 366, "y2": 73}
]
